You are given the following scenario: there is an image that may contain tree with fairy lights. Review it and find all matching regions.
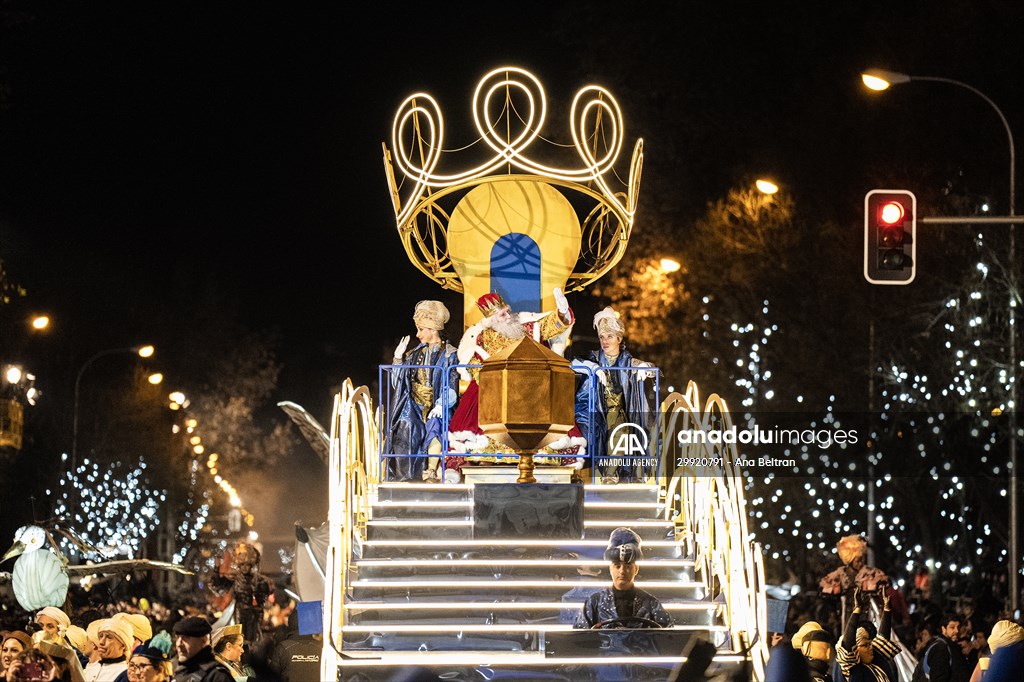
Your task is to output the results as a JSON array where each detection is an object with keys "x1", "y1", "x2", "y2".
[
  {"x1": 873, "y1": 227, "x2": 1015, "y2": 595},
  {"x1": 52, "y1": 457, "x2": 166, "y2": 560}
]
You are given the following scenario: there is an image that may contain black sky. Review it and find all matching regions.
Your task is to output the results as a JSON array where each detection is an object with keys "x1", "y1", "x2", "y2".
[{"x1": 1, "y1": 1, "x2": 1022, "y2": 547}]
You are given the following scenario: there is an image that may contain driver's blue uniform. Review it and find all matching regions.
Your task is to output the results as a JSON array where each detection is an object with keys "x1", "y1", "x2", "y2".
[{"x1": 573, "y1": 587, "x2": 673, "y2": 628}]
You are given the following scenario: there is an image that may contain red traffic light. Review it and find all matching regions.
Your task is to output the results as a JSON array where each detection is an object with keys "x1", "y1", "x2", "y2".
[
  {"x1": 878, "y1": 201, "x2": 905, "y2": 226},
  {"x1": 864, "y1": 189, "x2": 916, "y2": 285}
]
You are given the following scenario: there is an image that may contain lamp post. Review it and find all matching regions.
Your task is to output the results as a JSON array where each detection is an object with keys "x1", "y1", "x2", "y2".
[
  {"x1": 862, "y1": 68, "x2": 1019, "y2": 611},
  {"x1": 70, "y1": 344, "x2": 155, "y2": 476}
]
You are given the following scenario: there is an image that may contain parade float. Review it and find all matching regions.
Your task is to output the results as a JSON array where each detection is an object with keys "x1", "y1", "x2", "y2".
[{"x1": 314, "y1": 65, "x2": 769, "y2": 681}]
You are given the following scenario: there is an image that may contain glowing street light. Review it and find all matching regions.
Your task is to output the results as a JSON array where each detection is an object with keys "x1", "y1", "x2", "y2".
[
  {"x1": 755, "y1": 179, "x2": 779, "y2": 195},
  {"x1": 5, "y1": 365, "x2": 22, "y2": 384},
  {"x1": 147, "y1": 373, "x2": 164, "y2": 385},
  {"x1": 71, "y1": 344, "x2": 156, "y2": 473},
  {"x1": 860, "y1": 69, "x2": 1014, "y2": 217},
  {"x1": 659, "y1": 258, "x2": 682, "y2": 273},
  {"x1": 30, "y1": 315, "x2": 50, "y2": 330}
]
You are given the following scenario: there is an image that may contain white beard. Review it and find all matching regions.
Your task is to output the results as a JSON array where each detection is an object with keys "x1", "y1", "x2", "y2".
[{"x1": 489, "y1": 314, "x2": 526, "y2": 340}]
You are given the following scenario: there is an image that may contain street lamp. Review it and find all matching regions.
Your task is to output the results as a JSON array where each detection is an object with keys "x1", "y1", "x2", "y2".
[
  {"x1": 862, "y1": 67, "x2": 1019, "y2": 611},
  {"x1": 861, "y1": 69, "x2": 1015, "y2": 216},
  {"x1": 70, "y1": 344, "x2": 156, "y2": 475},
  {"x1": 659, "y1": 258, "x2": 682, "y2": 273}
]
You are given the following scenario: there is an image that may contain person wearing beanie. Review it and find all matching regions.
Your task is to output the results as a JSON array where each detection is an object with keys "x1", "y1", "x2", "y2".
[
  {"x1": 170, "y1": 617, "x2": 232, "y2": 682},
  {"x1": 127, "y1": 632, "x2": 174, "y2": 682},
  {"x1": 572, "y1": 527, "x2": 673, "y2": 629},
  {"x1": 1, "y1": 631, "x2": 32, "y2": 681},
  {"x1": 83, "y1": 618, "x2": 133, "y2": 682},
  {"x1": 792, "y1": 621, "x2": 825, "y2": 651}
]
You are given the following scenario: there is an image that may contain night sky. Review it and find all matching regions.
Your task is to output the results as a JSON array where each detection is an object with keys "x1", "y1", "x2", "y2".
[{"x1": 1, "y1": 2, "x2": 1022, "y2": 554}]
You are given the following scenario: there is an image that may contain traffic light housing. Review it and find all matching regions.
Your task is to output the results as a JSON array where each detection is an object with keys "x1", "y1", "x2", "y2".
[{"x1": 864, "y1": 189, "x2": 916, "y2": 285}]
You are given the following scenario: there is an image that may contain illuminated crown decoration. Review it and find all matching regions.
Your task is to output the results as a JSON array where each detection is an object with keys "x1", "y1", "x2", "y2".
[{"x1": 382, "y1": 66, "x2": 643, "y2": 293}]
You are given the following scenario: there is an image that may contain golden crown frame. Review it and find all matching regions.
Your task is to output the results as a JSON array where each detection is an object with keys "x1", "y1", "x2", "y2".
[{"x1": 382, "y1": 66, "x2": 643, "y2": 293}]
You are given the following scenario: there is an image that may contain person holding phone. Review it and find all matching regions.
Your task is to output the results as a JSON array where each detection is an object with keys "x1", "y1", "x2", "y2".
[{"x1": 6, "y1": 650, "x2": 56, "y2": 682}]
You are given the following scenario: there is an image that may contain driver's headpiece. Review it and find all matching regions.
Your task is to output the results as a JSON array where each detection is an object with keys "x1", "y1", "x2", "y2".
[{"x1": 604, "y1": 527, "x2": 643, "y2": 563}]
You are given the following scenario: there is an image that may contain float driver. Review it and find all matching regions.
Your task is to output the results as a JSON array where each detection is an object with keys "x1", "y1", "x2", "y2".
[{"x1": 573, "y1": 527, "x2": 673, "y2": 629}]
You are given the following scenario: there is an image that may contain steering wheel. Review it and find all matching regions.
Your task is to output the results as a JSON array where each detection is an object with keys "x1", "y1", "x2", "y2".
[{"x1": 591, "y1": 616, "x2": 665, "y2": 629}]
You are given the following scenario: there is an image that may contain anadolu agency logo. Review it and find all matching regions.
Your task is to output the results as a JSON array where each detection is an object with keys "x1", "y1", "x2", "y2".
[{"x1": 608, "y1": 422, "x2": 650, "y2": 456}]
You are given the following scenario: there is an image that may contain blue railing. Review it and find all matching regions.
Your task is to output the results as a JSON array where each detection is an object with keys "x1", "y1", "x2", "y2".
[{"x1": 377, "y1": 361, "x2": 661, "y2": 483}]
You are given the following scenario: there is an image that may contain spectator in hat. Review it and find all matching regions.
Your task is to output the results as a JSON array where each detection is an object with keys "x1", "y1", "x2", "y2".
[
  {"x1": 171, "y1": 617, "x2": 232, "y2": 682},
  {"x1": 1, "y1": 631, "x2": 32, "y2": 681},
  {"x1": 82, "y1": 622, "x2": 102, "y2": 667},
  {"x1": 34, "y1": 608, "x2": 73, "y2": 649},
  {"x1": 83, "y1": 617, "x2": 133, "y2": 681},
  {"x1": 127, "y1": 633, "x2": 174, "y2": 682},
  {"x1": 118, "y1": 616, "x2": 152, "y2": 652},
  {"x1": 210, "y1": 625, "x2": 253, "y2": 682},
  {"x1": 982, "y1": 619, "x2": 1024, "y2": 682},
  {"x1": 573, "y1": 527, "x2": 673, "y2": 629},
  {"x1": 64, "y1": 626, "x2": 89, "y2": 668},
  {"x1": 797, "y1": 628, "x2": 835, "y2": 682}
]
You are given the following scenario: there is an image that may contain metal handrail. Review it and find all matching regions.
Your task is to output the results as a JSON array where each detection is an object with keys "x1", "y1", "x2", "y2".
[
  {"x1": 377, "y1": 360, "x2": 662, "y2": 482},
  {"x1": 321, "y1": 380, "x2": 379, "y2": 679},
  {"x1": 660, "y1": 381, "x2": 769, "y2": 681}
]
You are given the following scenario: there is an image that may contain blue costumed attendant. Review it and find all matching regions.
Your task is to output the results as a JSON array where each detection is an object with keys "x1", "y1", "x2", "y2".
[
  {"x1": 385, "y1": 300, "x2": 458, "y2": 482},
  {"x1": 577, "y1": 307, "x2": 655, "y2": 483}
]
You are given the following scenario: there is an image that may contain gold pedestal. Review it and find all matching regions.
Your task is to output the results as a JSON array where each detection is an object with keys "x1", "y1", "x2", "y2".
[
  {"x1": 517, "y1": 453, "x2": 536, "y2": 483},
  {"x1": 478, "y1": 337, "x2": 576, "y2": 484}
]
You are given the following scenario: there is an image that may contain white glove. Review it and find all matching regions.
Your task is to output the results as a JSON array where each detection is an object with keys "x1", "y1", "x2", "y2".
[
  {"x1": 427, "y1": 402, "x2": 443, "y2": 420},
  {"x1": 596, "y1": 369, "x2": 608, "y2": 386},
  {"x1": 553, "y1": 287, "x2": 569, "y2": 316},
  {"x1": 393, "y1": 335, "x2": 411, "y2": 362},
  {"x1": 637, "y1": 362, "x2": 655, "y2": 381},
  {"x1": 571, "y1": 359, "x2": 599, "y2": 374}
]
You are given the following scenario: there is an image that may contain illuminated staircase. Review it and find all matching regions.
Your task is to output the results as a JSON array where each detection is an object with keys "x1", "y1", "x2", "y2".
[{"x1": 334, "y1": 482, "x2": 749, "y2": 681}]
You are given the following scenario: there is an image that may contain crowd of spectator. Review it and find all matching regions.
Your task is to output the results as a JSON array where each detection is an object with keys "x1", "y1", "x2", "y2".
[{"x1": 0, "y1": 587, "x2": 319, "y2": 682}]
